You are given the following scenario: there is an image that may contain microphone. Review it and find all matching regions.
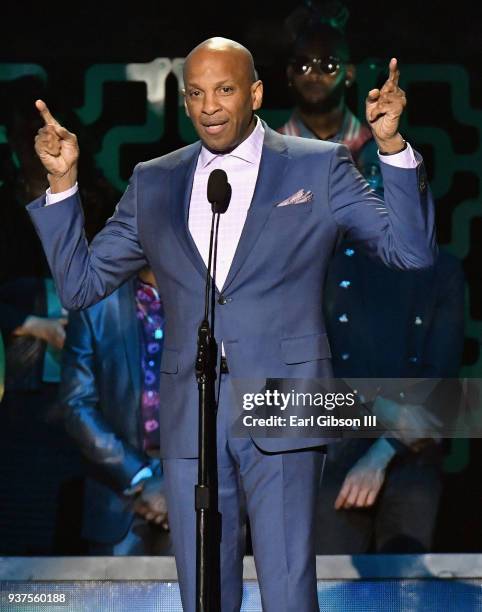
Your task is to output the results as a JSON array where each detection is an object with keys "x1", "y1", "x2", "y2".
[
  {"x1": 196, "y1": 169, "x2": 232, "y2": 611},
  {"x1": 207, "y1": 169, "x2": 231, "y2": 214}
]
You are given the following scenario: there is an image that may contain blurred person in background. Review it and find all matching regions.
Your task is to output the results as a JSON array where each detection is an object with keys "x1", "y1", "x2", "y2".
[
  {"x1": 60, "y1": 267, "x2": 171, "y2": 555},
  {"x1": 0, "y1": 77, "x2": 118, "y2": 553},
  {"x1": 282, "y1": 2, "x2": 464, "y2": 553}
]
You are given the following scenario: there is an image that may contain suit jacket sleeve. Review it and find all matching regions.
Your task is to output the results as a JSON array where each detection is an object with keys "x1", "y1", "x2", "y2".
[
  {"x1": 328, "y1": 144, "x2": 437, "y2": 270},
  {"x1": 60, "y1": 308, "x2": 149, "y2": 491},
  {"x1": 27, "y1": 165, "x2": 147, "y2": 311}
]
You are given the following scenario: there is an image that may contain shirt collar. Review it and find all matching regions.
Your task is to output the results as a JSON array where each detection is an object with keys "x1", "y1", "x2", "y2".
[{"x1": 199, "y1": 115, "x2": 264, "y2": 168}]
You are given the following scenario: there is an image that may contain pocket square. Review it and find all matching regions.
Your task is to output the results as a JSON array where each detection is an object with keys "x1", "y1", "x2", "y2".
[{"x1": 276, "y1": 189, "x2": 314, "y2": 207}]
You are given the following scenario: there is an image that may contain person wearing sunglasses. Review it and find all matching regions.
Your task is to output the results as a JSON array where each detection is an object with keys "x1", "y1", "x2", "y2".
[
  {"x1": 280, "y1": 13, "x2": 461, "y2": 556},
  {"x1": 279, "y1": 21, "x2": 381, "y2": 194}
]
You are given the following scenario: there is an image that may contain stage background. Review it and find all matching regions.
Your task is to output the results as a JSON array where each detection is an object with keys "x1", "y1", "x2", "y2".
[{"x1": 0, "y1": 0, "x2": 481, "y2": 554}]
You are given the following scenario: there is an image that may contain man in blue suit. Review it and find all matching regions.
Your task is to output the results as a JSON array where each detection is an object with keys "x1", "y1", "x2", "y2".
[{"x1": 27, "y1": 38, "x2": 435, "y2": 612}]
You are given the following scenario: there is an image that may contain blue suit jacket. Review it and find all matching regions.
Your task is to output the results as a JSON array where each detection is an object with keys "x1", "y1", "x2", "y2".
[
  {"x1": 59, "y1": 279, "x2": 162, "y2": 543},
  {"x1": 28, "y1": 123, "x2": 436, "y2": 457}
]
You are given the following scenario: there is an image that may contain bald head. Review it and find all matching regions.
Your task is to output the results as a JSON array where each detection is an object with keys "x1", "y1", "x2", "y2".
[
  {"x1": 184, "y1": 37, "x2": 257, "y2": 84},
  {"x1": 182, "y1": 36, "x2": 263, "y2": 152}
]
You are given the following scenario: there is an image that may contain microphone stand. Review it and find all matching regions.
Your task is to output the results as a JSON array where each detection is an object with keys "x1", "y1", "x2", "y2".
[{"x1": 195, "y1": 211, "x2": 222, "y2": 612}]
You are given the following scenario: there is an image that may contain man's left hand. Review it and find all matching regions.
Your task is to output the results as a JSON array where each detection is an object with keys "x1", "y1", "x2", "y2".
[{"x1": 366, "y1": 58, "x2": 407, "y2": 153}]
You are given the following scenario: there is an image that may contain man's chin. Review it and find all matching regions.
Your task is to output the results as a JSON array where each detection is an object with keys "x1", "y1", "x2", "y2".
[
  {"x1": 294, "y1": 83, "x2": 345, "y2": 115},
  {"x1": 200, "y1": 133, "x2": 239, "y2": 154},
  {"x1": 202, "y1": 139, "x2": 231, "y2": 154}
]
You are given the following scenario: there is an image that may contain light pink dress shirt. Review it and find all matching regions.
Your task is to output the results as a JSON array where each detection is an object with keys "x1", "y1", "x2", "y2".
[{"x1": 187, "y1": 117, "x2": 265, "y2": 291}]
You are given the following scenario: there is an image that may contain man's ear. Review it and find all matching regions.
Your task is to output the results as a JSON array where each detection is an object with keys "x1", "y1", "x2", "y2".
[
  {"x1": 345, "y1": 64, "x2": 356, "y2": 88},
  {"x1": 251, "y1": 80, "x2": 264, "y2": 111}
]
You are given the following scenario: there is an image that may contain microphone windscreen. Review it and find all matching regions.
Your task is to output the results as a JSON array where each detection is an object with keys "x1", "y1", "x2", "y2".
[
  {"x1": 216, "y1": 183, "x2": 231, "y2": 214},
  {"x1": 207, "y1": 169, "x2": 231, "y2": 214},
  {"x1": 207, "y1": 169, "x2": 228, "y2": 204}
]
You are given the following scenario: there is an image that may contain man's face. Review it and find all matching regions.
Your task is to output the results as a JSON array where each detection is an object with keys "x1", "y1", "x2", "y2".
[
  {"x1": 288, "y1": 40, "x2": 352, "y2": 114},
  {"x1": 184, "y1": 49, "x2": 263, "y2": 152}
]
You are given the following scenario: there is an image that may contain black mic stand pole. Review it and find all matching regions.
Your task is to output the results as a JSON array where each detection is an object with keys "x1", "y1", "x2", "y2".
[{"x1": 195, "y1": 211, "x2": 222, "y2": 612}]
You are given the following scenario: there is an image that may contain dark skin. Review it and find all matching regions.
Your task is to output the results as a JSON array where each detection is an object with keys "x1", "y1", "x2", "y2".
[
  {"x1": 33, "y1": 38, "x2": 405, "y2": 191},
  {"x1": 183, "y1": 38, "x2": 263, "y2": 153},
  {"x1": 132, "y1": 475, "x2": 169, "y2": 529},
  {"x1": 32, "y1": 38, "x2": 264, "y2": 191},
  {"x1": 288, "y1": 42, "x2": 406, "y2": 154},
  {"x1": 287, "y1": 40, "x2": 355, "y2": 140}
]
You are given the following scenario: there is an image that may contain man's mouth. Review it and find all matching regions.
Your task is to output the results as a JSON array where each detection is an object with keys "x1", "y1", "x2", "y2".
[
  {"x1": 302, "y1": 83, "x2": 327, "y2": 95},
  {"x1": 202, "y1": 121, "x2": 228, "y2": 135}
]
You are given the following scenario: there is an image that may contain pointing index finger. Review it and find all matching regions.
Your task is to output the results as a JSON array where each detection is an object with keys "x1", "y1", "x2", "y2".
[
  {"x1": 388, "y1": 57, "x2": 400, "y2": 86},
  {"x1": 35, "y1": 99, "x2": 60, "y2": 127}
]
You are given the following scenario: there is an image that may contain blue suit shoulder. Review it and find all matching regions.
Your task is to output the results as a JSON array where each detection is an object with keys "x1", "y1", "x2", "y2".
[
  {"x1": 135, "y1": 142, "x2": 201, "y2": 176},
  {"x1": 279, "y1": 132, "x2": 341, "y2": 160}
]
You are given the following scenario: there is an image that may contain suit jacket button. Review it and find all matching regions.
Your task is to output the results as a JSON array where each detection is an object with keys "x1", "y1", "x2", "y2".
[{"x1": 218, "y1": 295, "x2": 228, "y2": 305}]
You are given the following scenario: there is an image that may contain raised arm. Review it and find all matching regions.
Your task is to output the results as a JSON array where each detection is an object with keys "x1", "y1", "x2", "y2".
[
  {"x1": 27, "y1": 102, "x2": 147, "y2": 310},
  {"x1": 34, "y1": 100, "x2": 78, "y2": 193},
  {"x1": 328, "y1": 59, "x2": 437, "y2": 270},
  {"x1": 366, "y1": 58, "x2": 407, "y2": 154}
]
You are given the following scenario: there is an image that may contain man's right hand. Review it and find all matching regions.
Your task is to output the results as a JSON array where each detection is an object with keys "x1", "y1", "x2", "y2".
[
  {"x1": 132, "y1": 475, "x2": 169, "y2": 530},
  {"x1": 34, "y1": 100, "x2": 79, "y2": 193}
]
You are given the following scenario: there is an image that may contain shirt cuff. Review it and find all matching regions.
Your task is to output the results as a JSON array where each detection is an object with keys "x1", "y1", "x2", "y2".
[
  {"x1": 378, "y1": 142, "x2": 417, "y2": 169},
  {"x1": 45, "y1": 182, "x2": 79, "y2": 205},
  {"x1": 130, "y1": 466, "x2": 153, "y2": 486}
]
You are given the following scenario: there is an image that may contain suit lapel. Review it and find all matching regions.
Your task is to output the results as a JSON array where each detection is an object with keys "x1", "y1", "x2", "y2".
[
  {"x1": 221, "y1": 126, "x2": 289, "y2": 293},
  {"x1": 119, "y1": 280, "x2": 142, "y2": 408},
  {"x1": 170, "y1": 142, "x2": 208, "y2": 281},
  {"x1": 169, "y1": 126, "x2": 289, "y2": 292}
]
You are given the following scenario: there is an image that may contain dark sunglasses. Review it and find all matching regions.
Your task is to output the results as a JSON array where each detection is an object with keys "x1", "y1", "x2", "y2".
[{"x1": 290, "y1": 56, "x2": 341, "y2": 76}]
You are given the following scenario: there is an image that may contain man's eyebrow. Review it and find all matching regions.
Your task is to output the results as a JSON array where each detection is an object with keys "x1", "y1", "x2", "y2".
[{"x1": 185, "y1": 79, "x2": 234, "y2": 89}]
